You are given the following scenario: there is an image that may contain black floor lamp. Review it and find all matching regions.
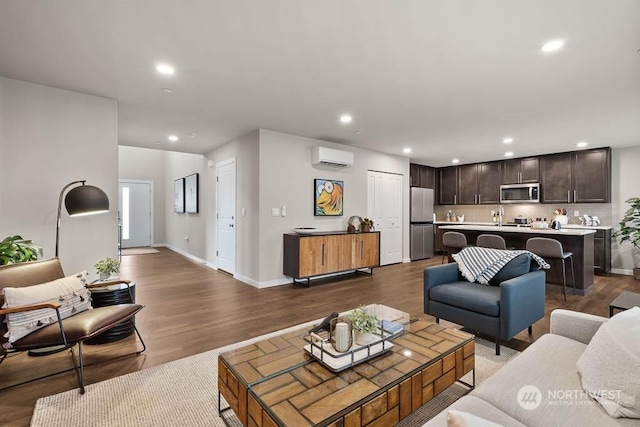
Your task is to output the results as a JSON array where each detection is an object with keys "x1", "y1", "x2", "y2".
[
  {"x1": 30, "y1": 181, "x2": 110, "y2": 357},
  {"x1": 55, "y1": 180, "x2": 110, "y2": 257}
]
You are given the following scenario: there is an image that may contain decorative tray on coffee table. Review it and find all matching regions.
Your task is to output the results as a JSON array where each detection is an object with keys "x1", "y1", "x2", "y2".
[{"x1": 302, "y1": 322, "x2": 403, "y2": 372}]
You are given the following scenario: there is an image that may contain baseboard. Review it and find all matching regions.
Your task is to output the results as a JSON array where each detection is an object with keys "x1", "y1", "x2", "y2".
[
  {"x1": 234, "y1": 274, "x2": 260, "y2": 288},
  {"x1": 162, "y1": 244, "x2": 209, "y2": 266},
  {"x1": 402, "y1": 257, "x2": 412, "y2": 263},
  {"x1": 256, "y1": 277, "x2": 291, "y2": 288},
  {"x1": 610, "y1": 268, "x2": 633, "y2": 276}
]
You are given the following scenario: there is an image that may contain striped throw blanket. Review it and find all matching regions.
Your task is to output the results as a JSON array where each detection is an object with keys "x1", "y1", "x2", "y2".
[{"x1": 452, "y1": 247, "x2": 550, "y2": 285}]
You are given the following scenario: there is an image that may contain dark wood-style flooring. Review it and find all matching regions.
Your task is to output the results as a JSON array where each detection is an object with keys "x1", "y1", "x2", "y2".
[{"x1": 1, "y1": 247, "x2": 638, "y2": 426}]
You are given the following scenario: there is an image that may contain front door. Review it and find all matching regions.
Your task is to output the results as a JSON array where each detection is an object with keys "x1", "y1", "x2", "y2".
[
  {"x1": 119, "y1": 180, "x2": 153, "y2": 248},
  {"x1": 216, "y1": 159, "x2": 236, "y2": 274}
]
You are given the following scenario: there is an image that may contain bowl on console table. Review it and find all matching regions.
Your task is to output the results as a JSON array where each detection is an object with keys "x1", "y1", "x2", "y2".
[{"x1": 293, "y1": 227, "x2": 317, "y2": 235}]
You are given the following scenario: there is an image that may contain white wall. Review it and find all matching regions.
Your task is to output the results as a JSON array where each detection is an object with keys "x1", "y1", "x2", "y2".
[
  {"x1": 257, "y1": 129, "x2": 410, "y2": 286},
  {"x1": 205, "y1": 130, "x2": 260, "y2": 282},
  {"x1": 611, "y1": 146, "x2": 640, "y2": 273},
  {"x1": 164, "y1": 152, "x2": 208, "y2": 259},
  {"x1": 0, "y1": 77, "x2": 118, "y2": 278},
  {"x1": 118, "y1": 146, "x2": 166, "y2": 244}
]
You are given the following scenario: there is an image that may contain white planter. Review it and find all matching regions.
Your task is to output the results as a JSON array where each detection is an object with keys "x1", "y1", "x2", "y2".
[{"x1": 354, "y1": 331, "x2": 377, "y2": 346}]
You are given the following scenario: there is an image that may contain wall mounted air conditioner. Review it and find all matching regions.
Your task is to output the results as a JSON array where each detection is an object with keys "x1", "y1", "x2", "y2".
[{"x1": 311, "y1": 146, "x2": 354, "y2": 168}]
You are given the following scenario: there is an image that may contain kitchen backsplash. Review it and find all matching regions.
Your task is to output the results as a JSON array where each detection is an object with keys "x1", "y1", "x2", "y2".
[{"x1": 434, "y1": 203, "x2": 613, "y2": 226}]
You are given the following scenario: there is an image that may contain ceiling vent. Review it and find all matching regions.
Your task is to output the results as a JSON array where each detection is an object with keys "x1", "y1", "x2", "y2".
[{"x1": 311, "y1": 146, "x2": 354, "y2": 168}]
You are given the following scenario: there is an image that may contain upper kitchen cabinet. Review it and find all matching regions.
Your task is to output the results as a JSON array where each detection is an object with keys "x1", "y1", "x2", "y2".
[
  {"x1": 477, "y1": 162, "x2": 501, "y2": 204},
  {"x1": 502, "y1": 157, "x2": 539, "y2": 184},
  {"x1": 573, "y1": 148, "x2": 610, "y2": 203},
  {"x1": 438, "y1": 162, "x2": 500, "y2": 205},
  {"x1": 438, "y1": 166, "x2": 458, "y2": 205},
  {"x1": 541, "y1": 147, "x2": 611, "y2": 204},
  {"x1": 410, "y1": 163, "x2": 435, "y2": 188},
  {"x1": 540, "y1": 152, "x2": 572, "y2": 203}
]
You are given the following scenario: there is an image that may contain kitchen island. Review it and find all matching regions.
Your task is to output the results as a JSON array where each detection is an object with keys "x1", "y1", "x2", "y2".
[{"x1": 439, "y1": 224, "x2": 596, "y2": 295}]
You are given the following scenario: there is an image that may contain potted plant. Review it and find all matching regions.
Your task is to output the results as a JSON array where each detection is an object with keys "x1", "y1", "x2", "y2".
[
  {"x1": 0, "y1": 235, "x2": 42, "y2": 265},
  {"x1": 350, "y1": 305, "x2": 379, "y2": 345},
  {"x1": 95, "y1": 257, "x2": 120, "y2": 280},
  {"x1": 613, "y1": 197, "x2": 640, "y2": 279}
]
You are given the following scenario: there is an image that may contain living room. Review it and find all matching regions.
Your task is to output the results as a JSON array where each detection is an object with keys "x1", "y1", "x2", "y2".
[{"x1": 1, "y1": 1, "x2": 640, "y2": 426}]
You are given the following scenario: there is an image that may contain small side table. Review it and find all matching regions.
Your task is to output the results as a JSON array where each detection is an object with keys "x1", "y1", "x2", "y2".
[
  {"x1": 609, "y1": 291, "x2": 640, "y2": 317},
  {"x1": 85, "y1": 281, "x2": 137, "y2": 345}
]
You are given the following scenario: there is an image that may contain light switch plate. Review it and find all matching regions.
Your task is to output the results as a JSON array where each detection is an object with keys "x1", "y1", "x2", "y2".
[
  {"x1": 271, "y1": 207, "x2": 280, "y2": 217},
  {"x1": 574, "y1": 211, "x2": 579, "y2": 217}
]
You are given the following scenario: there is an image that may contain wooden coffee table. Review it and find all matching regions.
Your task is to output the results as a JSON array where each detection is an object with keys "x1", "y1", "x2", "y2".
[{"x1": 218, "y1": 305, "x2": 474, "y2": 427}]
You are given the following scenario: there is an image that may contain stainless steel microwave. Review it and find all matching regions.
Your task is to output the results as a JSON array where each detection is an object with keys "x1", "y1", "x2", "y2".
[{"x1": 500, "y1": 183, "x2": 540, "y2": 203}]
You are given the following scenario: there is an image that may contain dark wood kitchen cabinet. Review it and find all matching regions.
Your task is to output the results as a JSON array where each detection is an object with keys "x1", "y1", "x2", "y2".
[
  {"x1": 457, "y1": 164, "x2": 478, "y2": 204},
  {"x1": 477, "y1": 162, "x2": 501, "y2": 204},
  {"x1": 438, "y1": 167, "x2": 458, "y2": 205},
  {"x1": 502, "y1": 157, "x2": 539, "y2": 184},
  {"x1": 410, "y1": 163, "x2": 435, "y2": 188},
  {"x1": 541, "y1": 148, "x2": 610, "y2": 204},
  {"x1": 593, "y1": 228, "x2": 611, "y2": 274},
  {"x1": 540, "y1": 152, "x2": 573, "y2": 203},
  {"x1": 438, "y1": 162, "x2": 500, "y2": 205},
  {"x1": 573, "y1": 148, "x2": 610, "y2": 203}
]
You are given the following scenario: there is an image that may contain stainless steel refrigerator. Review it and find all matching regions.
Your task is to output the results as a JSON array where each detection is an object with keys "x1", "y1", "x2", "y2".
[{"x1": 410, "y1": 187, "x2": 434, "y2": 260}]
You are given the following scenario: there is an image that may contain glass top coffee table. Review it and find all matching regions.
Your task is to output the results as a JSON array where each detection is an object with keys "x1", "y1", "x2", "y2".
[{"x1": 218, "y1": 305, "x2": 474, "y2": 427}]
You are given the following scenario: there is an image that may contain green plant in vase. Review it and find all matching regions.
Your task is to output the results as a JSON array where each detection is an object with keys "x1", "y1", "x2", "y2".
[
  {"x1": 350, "y1": 305, "x2": 379, "y2": 345},
  {"x1": 0, "y1": 235, "x2": 42, "y2": 265},
  {"x1": 95, "y1": 257, "x2": 120, "y2": 280},
  {"x1": 613, "y1": 197, "x2": 640, "y2": 279}
]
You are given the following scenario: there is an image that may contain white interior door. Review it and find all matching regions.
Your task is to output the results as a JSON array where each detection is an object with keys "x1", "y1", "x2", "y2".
[
  {"x1": 216, "y1": 159, "x2": 236, "y2": 274},
  {"x1": 119, "y1": 180, "x2": 153, "y2": 248},
  {"x1": 368, "y1": 170, "x2": 403, "y2": 265}
]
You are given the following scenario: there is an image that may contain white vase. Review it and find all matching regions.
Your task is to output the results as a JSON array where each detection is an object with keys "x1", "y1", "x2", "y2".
[
  {"x1": 355, "y1": 331, "x2": 377, "y2": 346},
  {"x1": 99, "y1": 272, "x2": 110, "y2": 281}
]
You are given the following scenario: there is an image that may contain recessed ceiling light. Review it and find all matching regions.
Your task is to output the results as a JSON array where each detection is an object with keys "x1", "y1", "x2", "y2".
[
  {"x1": 576, "y1": 141, "x2": 589, "y2": 148},
  {"x1": 161, "y1": 88, "x2": 173, "y2": 93},
  {"x1": 354, "y1": 131, "x2": 362, "y2": 135},
  {"x1": 505, "y1": 151, "x2": 514, "y2": 157},
  {"x1": 403, "y1": 148, "x2": 412, "y2": 154},
  {"x1": 168, "y1": 135, "x2": 179, "y2": 142},
  {"x1": 156, "y1": 64, "x2": 175, "y2": 75},
  {"x1": 339, "y1": 114, "x2": 352, "y2": 124},
  {"x1": 452, "y1": 158, "x2": 460, "y2": 164},
  {"x1": 503, "y1": 137, "x2": 514, "y2": 144},
  {"x1": 187, "y1": 132, "x2": 197, "y2": 138},
  {"x1": 541, "y1": 39, "x2": 564, "y2": 53}
]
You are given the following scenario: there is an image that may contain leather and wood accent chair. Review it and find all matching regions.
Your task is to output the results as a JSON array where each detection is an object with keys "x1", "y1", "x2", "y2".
[{"x1": 0, "y1": 258, "x2": 145, "y2": 393}]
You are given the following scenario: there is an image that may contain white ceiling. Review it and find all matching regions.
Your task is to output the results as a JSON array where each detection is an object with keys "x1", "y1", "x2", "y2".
[{"x1": 1, "y1": 0, "x2": 639, "y2": 167}]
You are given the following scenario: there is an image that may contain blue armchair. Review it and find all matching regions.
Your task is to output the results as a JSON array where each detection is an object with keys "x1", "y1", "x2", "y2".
[{"x1": 423, "y1": 254, "x2": 545, "y2": 355}]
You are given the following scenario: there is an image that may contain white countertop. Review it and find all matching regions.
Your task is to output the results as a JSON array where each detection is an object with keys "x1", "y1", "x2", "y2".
[
  {"x1": 435, "y1": 221, "x2": 612, "y2": 230},
  {"x1": 439, "y1": 224, "x2": 597, "y2": 236}
]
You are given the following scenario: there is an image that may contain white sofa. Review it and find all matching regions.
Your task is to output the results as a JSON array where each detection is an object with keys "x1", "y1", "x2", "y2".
[{"x1": 424, "y1": 310, "x2": 637, "y2": 426}]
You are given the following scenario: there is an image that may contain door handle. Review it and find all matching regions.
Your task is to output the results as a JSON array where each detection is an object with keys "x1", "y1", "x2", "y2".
[
  {"x1": 574, "y1": 190, "x2": 577, "y2": 202},
  {"x1": 567, "y1": 191, "x2": 571, "y2": 203},
  {"x1": 229, "y1": 224, "x2": 234, "y2": 228}
]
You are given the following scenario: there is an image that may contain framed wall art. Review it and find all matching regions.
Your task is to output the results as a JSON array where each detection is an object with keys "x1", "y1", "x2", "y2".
[
  {"x1": 174, "y1": 178, "x2": 185, "y2": 213},
  {"x1": 314, "y1": 178, "x2": 343, "y2": 216},
  {"x1": 185, "y1": 173, "x2": 199, "y2": 213}
]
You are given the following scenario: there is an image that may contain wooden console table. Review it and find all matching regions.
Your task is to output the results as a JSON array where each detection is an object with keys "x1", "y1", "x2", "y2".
[{"x1": 283, "y1": 231, "x2": 380, "y2": 286}]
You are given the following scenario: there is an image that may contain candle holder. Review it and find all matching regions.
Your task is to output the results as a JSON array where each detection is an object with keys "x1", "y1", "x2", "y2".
[{"x1": 329, "y1": 316, "x2": 353, "y2": 353}]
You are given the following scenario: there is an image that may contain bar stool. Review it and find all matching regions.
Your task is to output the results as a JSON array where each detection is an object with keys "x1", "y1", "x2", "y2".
[
  {"x1": 442, "y1": 231, "x2": 467, "y2": 264},
  {"x1": 476, "y1": 234, "x2": 507, "y2": 250},
  {"x1": 526, "y1": 237, "x2": 575, "y2": 301}
]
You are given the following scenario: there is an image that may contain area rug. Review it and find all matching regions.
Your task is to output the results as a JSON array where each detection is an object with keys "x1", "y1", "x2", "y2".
[
  {"x1": 121, "y1": 248, "x2": 160, "y2": 256},
  {"x1": 31, "y1": 320, "x2": 519, "y2": 427}
]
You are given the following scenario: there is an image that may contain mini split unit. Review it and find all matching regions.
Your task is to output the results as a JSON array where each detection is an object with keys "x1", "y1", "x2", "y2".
[{"x1": 311, "y1": 146, "x2": 354, "y2": 168}]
